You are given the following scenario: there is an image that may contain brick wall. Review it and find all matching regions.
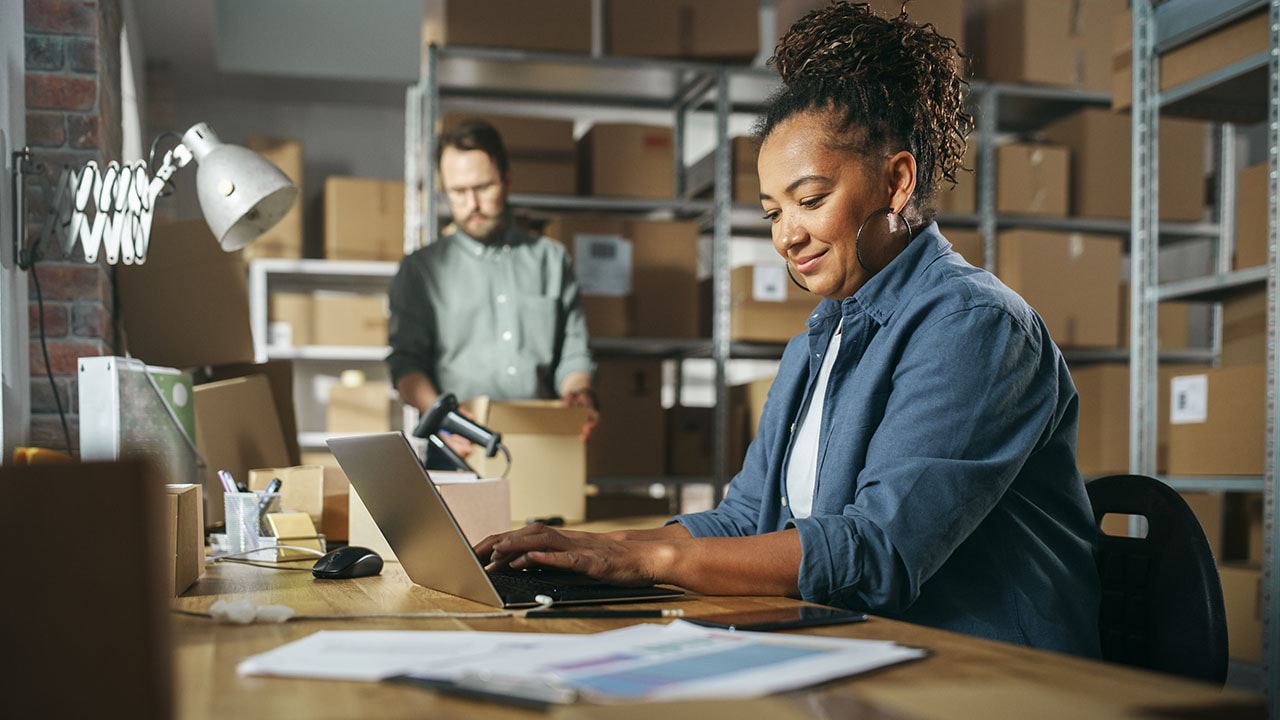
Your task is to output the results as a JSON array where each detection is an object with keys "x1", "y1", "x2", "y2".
[{"x1": 24, "y1": 0, "x2": 122, "y2": 454}]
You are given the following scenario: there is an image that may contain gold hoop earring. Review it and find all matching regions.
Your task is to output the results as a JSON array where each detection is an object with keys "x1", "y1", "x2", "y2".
[
  {"x1": 855, "y1": 206, "x2": 913, "y2": 275},
  {"x1": 784, "y1": 261, "x2": 810, "y2": 292}
]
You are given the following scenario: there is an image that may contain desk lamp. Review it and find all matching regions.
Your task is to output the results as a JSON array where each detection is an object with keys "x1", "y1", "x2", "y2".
[{"x1": 10, "y1": 122, "x2": 297, "y2": 267}]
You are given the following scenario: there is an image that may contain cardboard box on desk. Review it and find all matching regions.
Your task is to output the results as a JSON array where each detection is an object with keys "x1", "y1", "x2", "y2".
[
  {"x1": 164, "y1": 484, "x2": 204, "y2": 597},
  {"x1": 423, "y1": 0, "x2": 592, "y2": 54},
  {"x1": 194, "y1": 375, "x2": 292, "y2": 528},
  {"x1": 349, "y1": 472, "x2": 512, "y2": 561},
  {"x1": 301, "y1": 450, "x2": 351, "y2": 542},
  {"x1": 607, "y1": 0, "x2": 758, "y2": 60},
  {"x1": 969, "y1": 0, "x2": 1117, "y2": 91},
  {"x1": 578, "y1": 124, "x2": 674, "y2": 199},
  {"x1": 996, "y1": 143, "x2": 1069, "y2": 217},
  {"x1": 997, "y1": 230, "x2": 1122, "y2": 348},
  {"x1": 324, "y1": 177, "x2": 405, "y2": 261},
  {"x1": 116, "y1": 220, "x2": 255, "y2": 370},
  {"x1": 465, "y1": 398, "x2": 591, "y2": 524},
  {"x1": 588, "y1": 360, "x2": 666, "y2": 480},
  {"x1": 248, "y1": 465, "x2": 325, "y2": 527},
  {"x1": 1040, "y1": 109, "x2": 1207, "y2": 222},
  {"x1": 312, "y1": 292, "x2": 389, "y2": 347},
  {"x1": 196, "y1": 360, "x2": 302, "y2": 467},
  {"x1": 1166, "y1": 365, "x2": 1265, "y2": 476},
  {"x1": 242, "y1": 137, "x2": 303, "y2": 260}
]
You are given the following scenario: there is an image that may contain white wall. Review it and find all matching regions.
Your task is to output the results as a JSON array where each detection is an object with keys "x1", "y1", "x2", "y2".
[{"x1": 0, "y1": 0, "x2": 31, "y2": 454}]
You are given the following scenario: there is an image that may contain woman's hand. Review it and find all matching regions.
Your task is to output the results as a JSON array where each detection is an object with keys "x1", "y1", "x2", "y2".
[{"x1": 472, "y1": 523, "x2": 673, "y2": 587}]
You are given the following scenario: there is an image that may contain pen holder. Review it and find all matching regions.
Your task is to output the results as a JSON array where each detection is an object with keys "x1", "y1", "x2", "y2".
[{"x1": 223, "y1": 492, "x2": 280, "y2": 555}]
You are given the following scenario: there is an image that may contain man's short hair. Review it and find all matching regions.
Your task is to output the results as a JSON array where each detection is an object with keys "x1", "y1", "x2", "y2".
[{"x1": 437, "y1": 119, "x2": 509, "y2": 176}]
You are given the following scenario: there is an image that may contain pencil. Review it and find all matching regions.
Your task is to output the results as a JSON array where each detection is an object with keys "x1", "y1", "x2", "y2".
[{"x1": 524, "y1": 609, "x2": 684, "y2": 619}]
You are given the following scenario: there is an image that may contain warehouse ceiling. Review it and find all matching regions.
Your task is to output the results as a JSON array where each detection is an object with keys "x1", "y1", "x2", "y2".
[{"x1": 135, "y1": 0, "x2": 420, "y2": 104}]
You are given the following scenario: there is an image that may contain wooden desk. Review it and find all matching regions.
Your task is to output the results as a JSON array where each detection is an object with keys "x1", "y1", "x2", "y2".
[{"x1": 173, "y1": 559, "x2": 1263, "y2": 719}]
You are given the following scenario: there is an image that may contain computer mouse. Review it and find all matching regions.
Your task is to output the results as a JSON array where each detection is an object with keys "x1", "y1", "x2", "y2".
[{"x1": 312, "y1": 546, "x2": 384, "y2": 579}]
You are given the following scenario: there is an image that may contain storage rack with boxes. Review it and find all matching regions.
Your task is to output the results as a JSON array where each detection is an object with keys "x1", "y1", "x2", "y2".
[{"x1": 1127, "y1": 0, "x2": 1277, "y2": 701}]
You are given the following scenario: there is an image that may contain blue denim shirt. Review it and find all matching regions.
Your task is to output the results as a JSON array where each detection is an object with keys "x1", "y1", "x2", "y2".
[{"x1": 674, "y1": 224, "x2": 1101, "y2": 657}]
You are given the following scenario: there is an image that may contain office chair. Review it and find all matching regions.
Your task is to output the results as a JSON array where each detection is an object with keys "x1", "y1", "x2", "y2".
[{"x1": 1087, "y1": 474, "x2": 1228, "y2": 685}]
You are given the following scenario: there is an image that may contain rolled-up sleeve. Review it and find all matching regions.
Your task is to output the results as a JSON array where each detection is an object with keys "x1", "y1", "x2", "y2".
[
  {"x1": 386, "y1": 259, "x2": 436, "y2": 385},
  {"x1": 553, "y1": 252, "x2": 594, "y2": 390},
  {"x1": 790, "y1": 306, "x2": 1057, "y2": 611}
]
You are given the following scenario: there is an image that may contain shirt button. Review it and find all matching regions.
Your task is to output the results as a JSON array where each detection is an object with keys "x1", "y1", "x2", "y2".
[
  {"x1": 790, "y1": 422, "x2": 796, "y2": 434},
  {"x1": 473, "y1": 247, "x2": 482, "y2": 256},
  {"x1": 781, "y1": 496, "x2": 788, "y2": 507},
  {"x1": 502, "y1": 330, "x2": 513, "y2": 341},
  {"x1": 506, "y1": 366, "x2": 517, "y2": 376},
  {"x1": 497, "y1": 294, "x2": 507, "y2": 304}
]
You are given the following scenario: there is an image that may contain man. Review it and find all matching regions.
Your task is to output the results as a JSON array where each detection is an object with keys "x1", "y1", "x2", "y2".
[{"x1": 388, "y1": 120, "x2": 597, "y2": 461}]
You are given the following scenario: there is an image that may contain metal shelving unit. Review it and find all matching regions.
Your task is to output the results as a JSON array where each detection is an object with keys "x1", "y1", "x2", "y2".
[{"x1": 1129, "y1": 0, "x2": 1277, "y2": 703}]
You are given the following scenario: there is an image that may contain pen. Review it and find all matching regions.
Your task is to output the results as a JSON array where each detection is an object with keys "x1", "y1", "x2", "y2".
[
  {"x1": 217, "y1": 470, "x2": 238, "y2": 495},
  {"x1": 524, "y1": 609, "x2": 685, "y2": 619},
  {"x1": 257, "y1": 478, "x2": 282, "y2": 534}
]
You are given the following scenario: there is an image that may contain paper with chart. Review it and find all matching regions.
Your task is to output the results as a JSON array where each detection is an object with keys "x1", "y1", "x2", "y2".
[
  {"x1": 237, "y1": 630, "x2": 593, "y2": 681},
  {"x1": 415, "y1": 620, "x2": 926, "y2": 702}
]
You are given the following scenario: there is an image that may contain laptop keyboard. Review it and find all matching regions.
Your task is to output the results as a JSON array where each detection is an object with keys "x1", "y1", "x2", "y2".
[{"x1": 487, "y1": 569, "x2": 683, "y2": 605}]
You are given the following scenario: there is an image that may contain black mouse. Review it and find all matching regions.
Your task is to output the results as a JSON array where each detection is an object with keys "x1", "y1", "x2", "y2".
[{"x1": 312, "y1": 546, "x2": 384, "y2": 579}]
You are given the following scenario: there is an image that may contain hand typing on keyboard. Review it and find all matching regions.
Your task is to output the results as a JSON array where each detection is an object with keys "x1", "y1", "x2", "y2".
[{"x1": 473, "y1": 522, "x2": 683, "y2": 588}]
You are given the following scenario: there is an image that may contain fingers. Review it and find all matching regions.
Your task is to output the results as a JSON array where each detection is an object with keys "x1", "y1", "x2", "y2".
[
  {"x1": 444, "y1": 433, "x2": 474, "y2": 456},
  {"x1": 472, "y1": 522, "x2": 549, "y2": 559},
  {"x1": 511, "y1": 550, "x2": 590, "y2": 573}
]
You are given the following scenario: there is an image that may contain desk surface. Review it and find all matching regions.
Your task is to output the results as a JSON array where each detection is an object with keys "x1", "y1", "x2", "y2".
[{"x1": 173, "y1": 522, "x2": 1264, "y2": 720}]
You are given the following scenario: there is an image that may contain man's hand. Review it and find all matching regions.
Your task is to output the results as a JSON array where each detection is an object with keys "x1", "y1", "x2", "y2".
[
  {"x1": 440, "y1": 405, "x2": 477, "y2": 457},
  {"x1": 473, "y1": 522, "x2": 672, "y2": 588},
  {"x1": 561, "y1": 387, "x2": 599, "y2": 442}
]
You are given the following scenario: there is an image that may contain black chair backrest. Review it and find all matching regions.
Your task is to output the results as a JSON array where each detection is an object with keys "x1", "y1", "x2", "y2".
[{"x1": 1087, "y1": 474, "x2": 1228, "y2": 685}]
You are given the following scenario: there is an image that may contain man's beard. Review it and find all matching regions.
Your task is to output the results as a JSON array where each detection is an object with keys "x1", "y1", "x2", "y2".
[{"x1": 464, "y1": 213, "x2": 504, "y2": 243}]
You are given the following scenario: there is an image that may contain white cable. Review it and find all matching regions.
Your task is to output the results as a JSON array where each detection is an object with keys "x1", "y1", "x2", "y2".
[
  {"x1": 173, "y1": 595, "x2": 556, "y2": 625},
  {"x1": 206, "y1": 545, "x2": 326, "y2": 563}
]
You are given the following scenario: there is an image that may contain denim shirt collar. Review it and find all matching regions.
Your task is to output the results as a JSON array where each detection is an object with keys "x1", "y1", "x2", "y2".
[{"x1": 807, "y1": 221, "x2": 949, "y2": 330}]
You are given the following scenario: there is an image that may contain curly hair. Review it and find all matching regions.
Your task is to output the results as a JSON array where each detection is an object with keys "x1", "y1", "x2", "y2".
[{"x1": 758, "y1": 1, "x2": 972, "y2": 219}]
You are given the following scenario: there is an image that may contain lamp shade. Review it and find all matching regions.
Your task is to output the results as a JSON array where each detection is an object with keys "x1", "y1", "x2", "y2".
[{"x1": 181, "y1": 123, "x2": 298, "y2": 251}]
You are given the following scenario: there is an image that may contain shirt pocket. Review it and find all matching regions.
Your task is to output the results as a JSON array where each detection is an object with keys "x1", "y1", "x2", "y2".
[{"x1": 517, "y1": 295, "x2": 558, "y2": 362}]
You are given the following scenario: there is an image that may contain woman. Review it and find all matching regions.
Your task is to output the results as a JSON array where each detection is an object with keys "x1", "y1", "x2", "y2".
[{"x1": 475, "y1": 2, "x2": 1101, "y2": 657}]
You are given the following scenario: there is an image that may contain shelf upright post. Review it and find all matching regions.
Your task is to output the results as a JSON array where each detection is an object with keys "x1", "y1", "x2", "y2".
[
  {"x1": 976, "y1": 83, "x2": 998, "y2": 273},
  {"x1": 673, "y1": 72, "x2": 688, "y2": 199},
  {"x1": 424, "y1": 44, "x2": 442, "y2": 247},
  {"x1": 1263, "y1": 0, "x2": 1280, "y2": 706},
  {"x1": 248, "y1": 261, "x2": 269, "y2": 364},
  {"x1": 712, "y1": 68, "x2": 733, "y2": 503},
  {"x1": 1212, "y1": 123, "x2": 1237, "y2": 367},
  {"x1": 405, "y1": 80, "x2": 423, "y2": 255},
  {"x1": 1129, "y1": 0, "x2": 1159, "y2": 479}
]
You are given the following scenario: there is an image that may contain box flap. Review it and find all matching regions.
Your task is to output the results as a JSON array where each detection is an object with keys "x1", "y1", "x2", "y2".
[{"x1": 486, "y1": 399, "x2": 590, "y2": 436}]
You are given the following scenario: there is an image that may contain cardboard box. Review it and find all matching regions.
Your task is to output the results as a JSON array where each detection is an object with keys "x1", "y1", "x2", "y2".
[
  {"x1": 193, "y1": 375, "x2": 292, "y2": 528},
  {"x1": 578, "y1": 124, "x2": 674, "y2": 199},
  {"x1": 1235, "y1": 162, "x2": 1267, "y2": 270},
  {"x1": 1040, "y1": 109, "x2": 1206, "y2": 222},
  {"x1": 1220, "y1": 563, "x2": 1262, "y2": 661},
  {"x1": 608, "y1": 0, "x2": 758, "y2": 60},
  {"x1": 550, "y1": 216, "x2": 700, "y2": 338},
  {"x1": 1072, "y1": 363, "x2": 1201, "y2": 477},
  {"x1": 324, "y1": 177, "x2": 405, "y2": 261},
  {"x1": 776, "y1": 0, "x2": 966, "y2": 51},
  {"x1": 197, "y1": 360, "x2": 302, "y2": 467},
  {"x1": 935, "y1": 141, "x2": 976, "y2": 215},
  {"x1": 1167, "y1": 365, "x2": 1265, "y2": 476},
  {"x1": 247, "y1": 465, "x2": 325, "y2": 526},
  {"x1": 349, "y1": 473, "x2": 512, "y2": 561},
  {"x1": 586, "y1": 491, "x2": 672, "y2": 521},
  {"x1": 588, "y1": 360, "x2": 666, "y2": 479},
  {"x1": 996, "y1": 143, "x2": 1069, "y2": 217},
  {"x1": 242, "y1": 137, "x2": 303, "y2": 260},
  {"x1": 164, "y1": 484, "x2": 204, "y2": 597},
  {"x1": 1118, "y1": 285, "x2": 1190, "y2": 350},
  {"x1": 706, "y1": 265, "x2": 818, "y2": 343},
  {"x1": 0, "y1": 461, "x2": 172, "y2": 719},
  {"x1": 117, "y1": 220, "x2": 255, "y2": 369},
  {"x1": 312, "y1": 292, "x2": 388, "y2": 347},
  {"x1": 423, "y1": 0, "x2": 592, "y2": 54},
  {"x1": 943, "y1": 228, "x2": 984, "y2": 268},
  {"x1": 1222, "y1": 290, "x2": 1266, "y2": 368},
  {"x1": 301, "y1": 450, "x2": 351, "y2": 542},
  {"x1": 1113, "y1": 9, "x2": 1269, "y2": 119},
  {"x1": 269, "y1": 292, "x2": 314, "y2": 348},
  {"x1": 687, "y1": 136, "x2": 761, "y2": 204},
  {"x1": 442, "y1": 113, "x2": 577, "y2": 195},
  {"x1": 970, "y1": 0, "x2": 1119, "y2": 91},
  {"x1": 997, "y1": 230, "x2": 1123, "y2": 347},
  {"x1": 666, "y1": 404, "x2": 749, "y2": 478},
  {"x1": 327, "y1": 382, "x2": 394, "y2": 433},
  {"x1": 466, "y1": 398, "x2": 591, "y2": 524}
]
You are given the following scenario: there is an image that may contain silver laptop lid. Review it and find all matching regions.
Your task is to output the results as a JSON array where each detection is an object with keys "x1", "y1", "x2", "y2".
[{"x1": 327, "y1": 432, "x2": 504, "y2": 608}]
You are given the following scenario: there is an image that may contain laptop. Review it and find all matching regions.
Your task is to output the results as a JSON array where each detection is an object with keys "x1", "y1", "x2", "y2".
[{"x1": 327, "y1": 432, "x2": 684, "y2": 608}]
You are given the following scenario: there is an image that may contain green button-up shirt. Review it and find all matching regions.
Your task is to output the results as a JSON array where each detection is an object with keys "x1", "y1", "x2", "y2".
[{"x1": 387, "y1": 224, "x2": 593, "y2": 401}]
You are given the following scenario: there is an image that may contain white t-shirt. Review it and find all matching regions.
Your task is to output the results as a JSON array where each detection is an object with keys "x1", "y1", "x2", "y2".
[{"x1": 785, "y1": 319, "x2": 843, "y2": 519}]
